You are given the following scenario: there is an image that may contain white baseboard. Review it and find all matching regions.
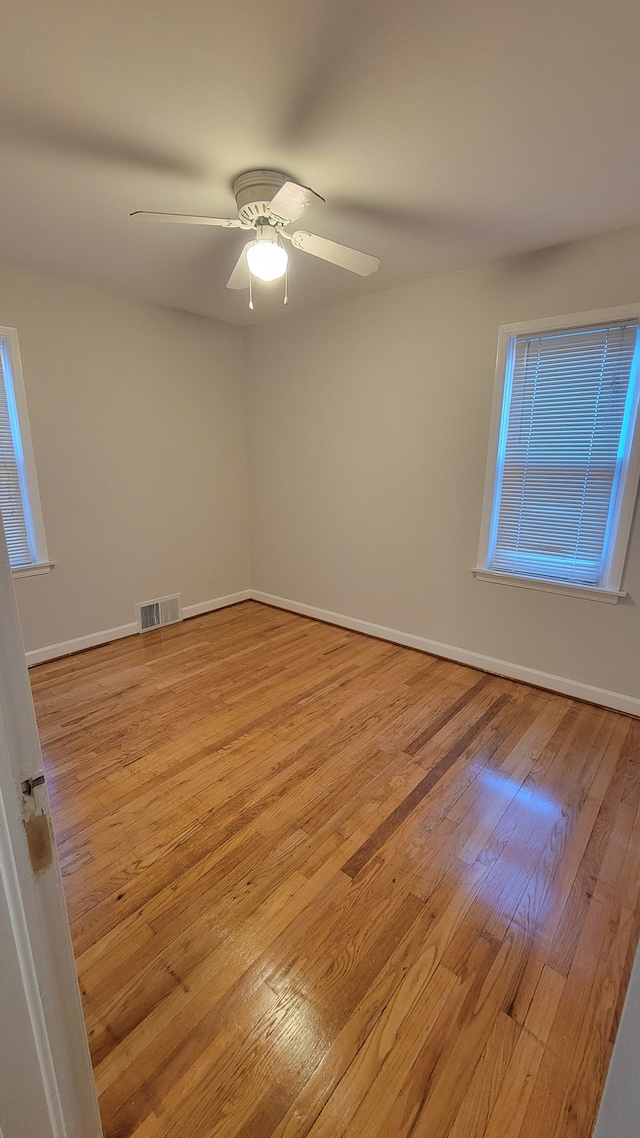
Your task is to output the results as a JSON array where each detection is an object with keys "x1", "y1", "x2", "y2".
[
  {"x1": 25, "y1": 590, "x2": 252, "y2": 667},
  {"x1": 25, "y1": 622, "x2": 138, "y2": 667},
  {"x1": 251, "y1": 590, "x2": 640, "y2": 718},
  {"x1": 182, "y1": 590, "x2": 251, "y2": 619}
]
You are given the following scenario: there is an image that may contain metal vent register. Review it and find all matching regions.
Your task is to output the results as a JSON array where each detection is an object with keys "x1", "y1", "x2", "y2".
[{"x1": 137, "y1": 594, "x2": 182, "y2": 632}]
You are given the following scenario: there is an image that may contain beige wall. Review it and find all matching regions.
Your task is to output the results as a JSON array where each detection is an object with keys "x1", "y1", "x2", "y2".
[
  {"x1": 0, "y1": 262, "x2": 249, "y2": 653},
  {"x1": 4, "y1": 225, "x2": 640, "y2": 702},
  {"x1": 245, "y1": 224, "x2": 640, "y2": 703}
]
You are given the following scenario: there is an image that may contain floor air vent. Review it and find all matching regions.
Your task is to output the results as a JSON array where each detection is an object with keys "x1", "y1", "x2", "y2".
[{"x1": 137, "y1": 594, "x2": 182, "y2": 632}]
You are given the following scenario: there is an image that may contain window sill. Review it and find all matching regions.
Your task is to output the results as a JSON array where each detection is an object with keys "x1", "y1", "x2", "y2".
[
  {"x1": 471, "y1": 568, "x2": 626, "y2": 604},
  {"x1": 11, "y1": 561, "x2": 55, "y2": 579}
]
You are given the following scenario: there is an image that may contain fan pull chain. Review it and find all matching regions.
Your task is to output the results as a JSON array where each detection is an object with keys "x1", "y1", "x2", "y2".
[
  {"x1": 248, "y1": 273, "x2": 254, "y2": 311},
  {"x1": 284, "y1": 266, "x2": 288, "y2": 306}
]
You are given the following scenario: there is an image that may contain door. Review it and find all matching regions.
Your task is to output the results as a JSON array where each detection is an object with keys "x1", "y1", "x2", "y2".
[{"x1": 0, "y1": 531, "x2": 101, "y2": 1138}]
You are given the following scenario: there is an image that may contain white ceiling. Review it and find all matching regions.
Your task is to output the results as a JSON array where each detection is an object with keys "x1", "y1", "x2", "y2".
[{"x1": 2, "y1": 0, "x2": 640, "y2": 325}]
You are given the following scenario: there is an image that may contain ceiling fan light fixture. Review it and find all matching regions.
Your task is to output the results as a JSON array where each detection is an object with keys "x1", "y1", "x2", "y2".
[
  {"x1": 132, "y1": 171, "x2": 381, "y2": 299},
  {"x1": 246, "y1": 229, "x2": 288, "y2": 282}
]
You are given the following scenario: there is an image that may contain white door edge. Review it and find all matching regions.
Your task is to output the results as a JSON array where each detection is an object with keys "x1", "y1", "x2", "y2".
[{"x1": 0, "y1": 521, "x2": 102, "y2": 1138}]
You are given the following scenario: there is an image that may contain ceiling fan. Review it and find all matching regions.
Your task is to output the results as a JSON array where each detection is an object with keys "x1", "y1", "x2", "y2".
[{"x1": 131, "y1": 169, "x2": 380, "y2": 307}]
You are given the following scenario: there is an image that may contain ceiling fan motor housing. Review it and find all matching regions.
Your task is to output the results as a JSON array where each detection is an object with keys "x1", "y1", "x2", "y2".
[{"x1": 233, "y1": 169, "x2": 287, "y2": 225}]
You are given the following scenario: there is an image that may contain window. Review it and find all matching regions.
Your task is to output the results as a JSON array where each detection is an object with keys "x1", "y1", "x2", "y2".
[
  {"x1": 0, "y1": 327, "x2": 50, "y2": 576},
  {"x1": 474, "y1": 305, "x2": 640, "y2": 603}
]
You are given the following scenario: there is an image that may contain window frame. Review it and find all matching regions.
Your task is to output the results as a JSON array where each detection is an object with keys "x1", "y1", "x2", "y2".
[
  {"x1": 473, "y1": 304, "x2": 640, "y2": 604},
  {"x1": 0, "y1": 326, "x2": 51, "y2": 577}
]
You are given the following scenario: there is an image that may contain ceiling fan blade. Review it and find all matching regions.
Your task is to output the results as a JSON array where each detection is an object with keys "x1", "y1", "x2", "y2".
[
  {"x1": 290, "y1": 230, "x2": 379, "y2": 276},
  {"x1": 130, "y1": 211, "x2": 244, "y2": 227},
  {"x1": 226, "y1": 245, "x2": 251, "y2": 290},
  {"x1": 268, "y1": 181, "x2": 325, "y2": 224}
]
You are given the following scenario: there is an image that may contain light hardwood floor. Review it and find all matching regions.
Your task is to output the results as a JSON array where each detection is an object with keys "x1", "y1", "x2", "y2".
[{"x1": 30, "y1": 600, "x2": 640, "y2": 1138}]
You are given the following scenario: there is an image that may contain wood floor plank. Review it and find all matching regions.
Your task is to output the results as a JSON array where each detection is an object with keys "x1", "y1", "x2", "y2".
[
  {"x1": 28, "y1": 599, "x2": 640, "y2": 1138},
  {"x1": 446, "y1": 1012, "x2": 520, "y2": 1138},
  {"x1": 307, "y1": 963, "x2": 459, "y2": 1137},
  {"x1": 342, "y1": 689, "x2": 511, "y2": 877}
]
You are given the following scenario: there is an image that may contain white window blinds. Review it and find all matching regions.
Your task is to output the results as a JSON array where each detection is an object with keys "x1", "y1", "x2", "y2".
[
  {"x1": 488, "y1": 320, "x2": 639, "y2": 587},
  {"x1": 0, "y1": 339, "x2": 33, "y2": 568}
]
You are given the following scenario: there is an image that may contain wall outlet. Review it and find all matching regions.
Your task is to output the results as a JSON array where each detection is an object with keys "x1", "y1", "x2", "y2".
[{"x1": 206, "y1": 566, "x2": 216, "y2": 583}]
